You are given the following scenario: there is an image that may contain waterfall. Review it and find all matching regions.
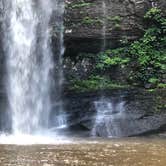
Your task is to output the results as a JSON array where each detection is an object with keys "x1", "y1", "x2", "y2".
[
  {"x1": 92, "y1": 1, "x2": 126, "y2": 137},
  {"x1": 92, "y1": 98, "x2": 126, "y2": 137},
  {"x1": 101, "y1": 1, "x2": 107, "y2": 51},
  {"x1": 2, "y1": 0, "x2": 65, "y2": 135}
]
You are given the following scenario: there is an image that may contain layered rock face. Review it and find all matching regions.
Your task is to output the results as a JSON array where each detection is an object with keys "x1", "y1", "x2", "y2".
[
  {"x1": 64, "y1": 89, "x2": 166, "y2": 137},
  {"x1": 0, "y1": 0, "x2": 165, "y2": 56},
  {"x1": 63, "y1": 0, "x2": 166, "y2": 82},
  {"x1": 64, "y1": 0, "x2": 153, "y2": 56}
]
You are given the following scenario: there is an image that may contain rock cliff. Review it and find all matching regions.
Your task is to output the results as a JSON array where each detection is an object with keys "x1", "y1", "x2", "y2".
[{"x1": 64, "y1": 0, "x2": 165, "y2": 56}]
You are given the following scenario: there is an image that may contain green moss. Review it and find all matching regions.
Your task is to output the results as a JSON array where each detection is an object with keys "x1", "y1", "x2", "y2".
[
  {"x1": 69, "y1": 76, "x2": 129, "y2": 92},
  {"x1": 96, "y1": 48, "x2": 130, "y2": 69},
  {"x1": 107, "y1": 16, "x2": 122, "y2": 22},
  {"x1": 155, "y1": 94, "x2": 166, "y2": 113},
  {"x1": 148, "y1": 78, "x2": 159, "y2": 86},
  {"x1": 147, "y1": 89, "x2": 155, "y2": 92},
  {"x1": 96, "y1": 7, "x2": 166, "y2": 87},
  {"x1": 68, "y1": 2, "x2": 92, "y2": 9},
  {"x1": 157, "y1": 83, "x2": 166, "y2": 88},
  {"x1": 82, "y1": 16, "x2": 102, "y2": 25},
  {"x1": 107, "y1": 16, "x2": 122, "y2": 29}
]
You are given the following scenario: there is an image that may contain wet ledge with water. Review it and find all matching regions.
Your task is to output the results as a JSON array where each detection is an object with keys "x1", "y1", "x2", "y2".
[{"x1": 0, "y1": 138, "x2": 166, "y2": 166}]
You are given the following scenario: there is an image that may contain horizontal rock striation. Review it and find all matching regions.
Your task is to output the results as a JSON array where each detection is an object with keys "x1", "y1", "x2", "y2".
[{"x1": 64, "y1": 0, "x2": 154, "y2": 55}]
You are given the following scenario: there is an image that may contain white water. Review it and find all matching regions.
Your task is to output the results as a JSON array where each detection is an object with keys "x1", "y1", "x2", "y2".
[
  {"x1": 0, "y1": 133, "x2": 71, "y2": 145},
  {"x1": 92, "y1": 98, "x2": 126, "y2": 137},
  {"x1": 101, "y1": 1, "x2": 107, "y2": 51},
  {"x1": 0, "y1": 0, "x2": 66, "y2": 143}
]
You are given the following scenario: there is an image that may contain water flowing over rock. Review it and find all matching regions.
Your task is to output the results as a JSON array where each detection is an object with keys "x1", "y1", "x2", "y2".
[
  {"x1": 64, "y1": 89, "x2": 166, "y2": 137},
  {"x1": 2, "y1": 0, "x2": 66, "y2": 135},
  {"x1": 0, "y1": 0, "x2": 165, "y2": 141},
  {"x1": 92, "y1": 99, "x2": 126, "y2": 137}
]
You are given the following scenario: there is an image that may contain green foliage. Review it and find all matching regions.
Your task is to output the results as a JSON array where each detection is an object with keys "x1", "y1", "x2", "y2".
[
  {"x1": 157, "y1": 83, "x2": 166, "y2": 88},
  {"x1": 144, "y1": 7, "x2": 162, "y2": 21},
  {"x1": 128, "y1": 7, "x2": 166, "y2": 85},
  {"x1": 68, "y1": 2, "x2": 92, "y2": 9},
  {"x1": 82, "y1": 17, "x2": 102, "y2": 25},
  {"x1": 96, "y1": 48, "x2": 130, "y2": 70},
  {"x1": 107, "y1": 16, "x2": 122, "y2": 22},
  {"x1": 96, "y1": 7, "x2": 166, "y2": 87},
  {"x1": 69, "y1": 76, "x2": 129, "y2": 92},
  {"x1": 107, "y1": 16, "x2": 122, "y2": 29},
  {"x1": 148, "y1": 78, "x2": 159, "y2": 84}
]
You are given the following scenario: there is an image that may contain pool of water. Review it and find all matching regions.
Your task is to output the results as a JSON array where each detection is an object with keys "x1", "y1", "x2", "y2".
[{"x1": 0, "y1": 138, "x2": 166, "y2": 166}]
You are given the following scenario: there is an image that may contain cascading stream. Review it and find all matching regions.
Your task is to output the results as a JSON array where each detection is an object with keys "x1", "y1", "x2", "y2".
[
  {"x1": 2, "y1": 0, "x2": 66, "y2": 136},
  {"x1": 92, "y1": 99, "x2": 126, "y2": 137},
  {"x1": 92, "y1": 1, "x2": 126, "y2": 138}
]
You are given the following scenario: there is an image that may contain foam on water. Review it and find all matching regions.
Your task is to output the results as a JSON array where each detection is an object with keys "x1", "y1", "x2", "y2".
[{"x1": 0, "y1": 132, "x2": 71, "y2": 145}]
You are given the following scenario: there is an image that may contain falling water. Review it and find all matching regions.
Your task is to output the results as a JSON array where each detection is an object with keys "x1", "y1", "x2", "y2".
[
  {"x1": 101, "y1": 1, "x2": 107, "y2": 51},
  {"x1": 2, "y1": 0, "x2": 66, "y2": 136},
  {"x1": 92, "y1": 2, "x2": 126, "y2": 137},
  {"x1": 92, "y1": 98, "x2": 126, "y2": 137}
]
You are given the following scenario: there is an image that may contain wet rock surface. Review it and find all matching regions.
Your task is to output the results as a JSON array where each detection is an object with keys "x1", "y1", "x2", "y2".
[
  {"x1": 64, "y1": 0, "x2": 157, "y2": 56},
  {"x1": 63, "y1": 89, "x2": 166, "y2": 137}
]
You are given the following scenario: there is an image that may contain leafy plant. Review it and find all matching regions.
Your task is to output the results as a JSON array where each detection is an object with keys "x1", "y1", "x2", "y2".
[
  {"x1": 96, "y1": 7, "x2": 166, "y2": 87},
  {"x1": 96, "y1": 48, "x2": 130, "y2": 70},
  {"x1": 69, "y1": 76, "x2": 129, "y2": 91},
  {"x1": 128, "y1": 7, "x2": 166, "y2": 85}
]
